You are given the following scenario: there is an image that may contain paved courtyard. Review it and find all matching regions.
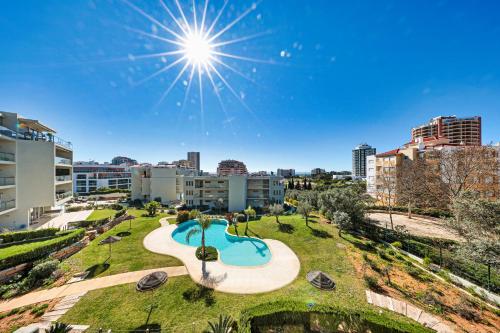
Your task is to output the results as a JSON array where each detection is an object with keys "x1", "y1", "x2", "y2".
[
  {"x1": 143, "y1": 218, "x2": 301, "y2": 294},
  {"x1": 36, "y1": 210, "x2": 93, "y2": 230}
]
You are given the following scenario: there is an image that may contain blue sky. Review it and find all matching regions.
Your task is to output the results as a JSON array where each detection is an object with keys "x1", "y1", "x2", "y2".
[{"x1": 1, "y1": 0, "x2": 499, "y2": 172}]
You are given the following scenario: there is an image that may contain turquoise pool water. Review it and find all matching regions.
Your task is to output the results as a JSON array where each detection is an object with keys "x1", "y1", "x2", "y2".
[{"x1": 172, "y1": 220, "x2": 271, "y2": 266}]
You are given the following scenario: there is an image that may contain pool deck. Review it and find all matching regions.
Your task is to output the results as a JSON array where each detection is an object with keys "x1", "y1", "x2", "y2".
[{"x1": 143, "y1": 218, "x2": 301, "y2": 294}]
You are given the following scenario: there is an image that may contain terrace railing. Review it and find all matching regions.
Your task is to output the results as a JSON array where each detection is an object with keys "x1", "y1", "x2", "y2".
[
  {"x1": 55, "y1": 157, "x2": 72, "y2": 165},
  {"x1": 0, "y1": 152, "x2": 15, "y2": 162},
  {"x1": 0, "y1": 177, "x2": 15, "y2": 186},
  {"x1": 0, "y1": 199, "x2": 16, "y2": 212},
  {"x1": 56, "y1": 191, "x2": 73, "y2": 201},
  {"x1": 55, "y1": 175, "x2": 72, "y2": 182}
]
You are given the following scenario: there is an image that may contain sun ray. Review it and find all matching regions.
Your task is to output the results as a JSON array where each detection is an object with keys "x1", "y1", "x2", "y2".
[
  {"x1": 122, "y1": 25, "x2": 185, "y2": 47},
  {"x1": 211, "y1": 30, "x2": 272, "y2": 48},
  {"x1": 134, "y1": 55, "x2": 187, "y2": 86},
  {"x1": 192, "y1": 0, "x2": 198, "y2": 33},
  {"x1": 207, "y1": 1, "x2": 261, "y2": 43},
  {"x1": 122, "y1": 0, "x2": 187, "y2": 42},
  {"x1": 175, "y1": 0, "x2": 193, "y2": 34},
  {"x1": 203, "y1": 63, "x2": 235, "y2": 134},
  {"x1": 203, "y1": 0, "x2": 228, "y2": 39},
  {"x1": 197, "y1": 63, "x2": 205, "y2": 135},
  {"x1": 159, "y1": 0, "x2": 190, "y2": 36},
  {"x1": 154, "y1": 61, "x2": 191, "y2": 108},
  {"x1": 211, "y1": 51, "x2": 277, "y2": 65},
  {"x1": 200, "y1": 0, "x2": 209, "y2": 35}
]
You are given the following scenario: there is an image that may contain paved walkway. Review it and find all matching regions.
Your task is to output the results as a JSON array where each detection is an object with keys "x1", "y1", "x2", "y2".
[
  {"x1": 36, "y1": 210, "x2": 94, "y2": 230},
  {"x1": 0, "y1": 266, "x2": 187, "y2": 313},
  {"x1": 366, "y1": 290, "x2": 454, "y2": 333},
  {"x1": 143, "y1": 218, "x2": 301, "y2": 294}
]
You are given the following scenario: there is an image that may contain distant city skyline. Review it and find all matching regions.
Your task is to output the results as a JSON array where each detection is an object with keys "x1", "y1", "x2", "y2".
[{"x1": 2, "y1": 1, "x2": 500, "y2": 172}]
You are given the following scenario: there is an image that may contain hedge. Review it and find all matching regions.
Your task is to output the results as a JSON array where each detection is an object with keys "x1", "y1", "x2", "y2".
[
  {"x1": 359, "y1": 222, "x2": 499, "y2": 293},
  {"x1": 68, "y1": 218, "x2": 111, "y2": 230},
  {"x1": 238, "y1": 301, "x2": 433, "y2": 333},
  {"x1": 0, "y1": 228, "x2": 60, "y2": 244},
  {"x1": 367, "y1": 205, "x2": 452, "y2": 218},
  {"x1": 0, "y1": 229, "x2": 85, "y2": 270},
  {"x1": 195, "y1": 246, "x2": 218, "y2": 261}
]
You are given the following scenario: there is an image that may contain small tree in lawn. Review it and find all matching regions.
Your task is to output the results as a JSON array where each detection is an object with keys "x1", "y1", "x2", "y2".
[
  {"x1": 333, "y1": 211, "x2": 352, "y2": 237},
  {"x1": 186, "y1": 214, "x2": 213, "y2": 260},
  {"x1": 144, "y1": 201, "x2": 161, "y2": 217},
  {"x1": 297, "y1": 201, "x2": 313, "y2": 227},
  {"x1": 269, "y1": 203, "x2": 284, "y2": 225},
  {"x1": 243, "y1": 206, "x2": 256, "y2": 235}
]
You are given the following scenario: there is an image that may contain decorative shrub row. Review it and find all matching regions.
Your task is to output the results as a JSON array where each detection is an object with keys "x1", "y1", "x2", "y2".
[
  {"x1": 366, "y1": 205, "x2": 452, "y2": 218},
  {"x1": 114, "y1": 209, "x2": 126, "y2": 218},
  {"x1": 0, "y1": 229, "x2": 85, "y2": 271},
  {"x1": 238, "y1": 301, "x2": 434, "y2": 333},
  {"x1": 0, "y1": 228, "x2": 60, "y2": 244},
  {"x1": 358, "y1": 222, "x2": 499, "y2": 293},
  {"x1": 69, "y1": 218, "x2": 111, "y2": 229},
  {"x1": 195, "y1": 246, "x2": 218, "y2": 261}
]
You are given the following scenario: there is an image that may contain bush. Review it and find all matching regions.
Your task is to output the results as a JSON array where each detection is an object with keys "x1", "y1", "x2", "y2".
[
  {"x1": 167, "y1": 209, "x2": 176, "y2": 215},
  {"x1": 377, "y1": 249, "x2": 391, "y2": 261},
  {"x1": 114, "y1": 209, "x2": 126, "y2": 219},
  {"x1": 132, "y1": 199, "x2": 143, "y2": 208},
  {"x1": 195, "y1": 246, "x2": 218, "y2": 261},
  {"x1": 0, "y1": 228, "x2": 59, "y2": 245},
  {"x1": 177, "y1": 210, "x2": 190, "y2": 223},
  {"x1": 21, "y1": 259, "x2": 60, "y2": 290},
  {"x1": 0, "y1": 229, "x2": 85, "y2": 270},
  {"x1": 189, "y1": 210, "x2": 200, "y2": 220},
  {"x1": 70, "y1": 218, "x2": 110, "y2": 229},
  {"x1": 363, "y1": 274, "x2": 380, "y2": 290},
  {"x1": 109, "y1": 203, "x2": 123, "y2": 211},
  {"x1": 423, "y1": 257, "x2": 431, "y2": 267},
  {"x1": 391, "y1": 241, "x2": 402, "y2": 249},
  {"x1": 236, "y1": 214, "x2": 246, "y2": 222},
  {"x1": 30, "y1": 303, "x2": 48, "y2": 317},
  {"x1": 65, "y1": 206, "x2": 86, "y2": 212}
]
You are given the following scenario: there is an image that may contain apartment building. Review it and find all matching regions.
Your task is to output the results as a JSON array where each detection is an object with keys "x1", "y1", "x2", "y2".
[
  {"x1": 187, "y1": 152, "x2": 200, "y2": 172},
  {"x1": 217, "y1": 160, "x2": 248, "y2": 176},
  {"x1": 0, "y1": 111, "x2": 73, "y2": 230},
  {"x1": 411, "y1": 116, "x2": 481, "y2": 146},
  {"x1": 277, "y1": 168, "x2": 295, "y2": 178},
  {"x1": 73, "y1": 162, "x2": 131, "y2": 195},
  {"x1": 352, "y1": 143, "x2": 376, "y2": 178},
  {"x1": 311, "y1": 168, "x2": 326, "y2": 176},
  {"x1": 131, "y1": 165, "x2": 284, "y2": 211},
  {"x1": 111, "y1": 156, "x2": 137, "y2": 166}
]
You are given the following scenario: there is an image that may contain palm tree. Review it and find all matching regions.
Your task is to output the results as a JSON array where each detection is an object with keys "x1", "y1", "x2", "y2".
[
  {"x1": 243, "y1": 205, "x2": 256, "y2": 235},
  {"x1": 186, "y1": 214, "x2": 213, "y2": 259},
  {"x1": 206, "y1": 314, "x2": 234, "y2": 333}
]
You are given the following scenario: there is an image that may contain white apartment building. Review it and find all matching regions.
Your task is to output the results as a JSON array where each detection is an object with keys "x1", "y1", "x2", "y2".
[
  {"x1": 73, "y1": 163, "x2": 131, "y2": 195},
  {"x1": 131, "y1": 165, "x2": 284, "y2": 211},
  {"x1": 0, "y1": 111, "x2": 73, "y2": 230}
]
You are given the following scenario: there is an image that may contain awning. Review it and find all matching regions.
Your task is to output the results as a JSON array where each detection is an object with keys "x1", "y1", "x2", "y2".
[{"x1": 18, "y1": 118, "x2": 56, "y2": 133}]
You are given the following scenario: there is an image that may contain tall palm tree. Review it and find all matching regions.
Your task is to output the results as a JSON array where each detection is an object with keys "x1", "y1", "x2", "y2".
[{"x1": 186, "y1": 214, "x2": 213, "y2": 259}]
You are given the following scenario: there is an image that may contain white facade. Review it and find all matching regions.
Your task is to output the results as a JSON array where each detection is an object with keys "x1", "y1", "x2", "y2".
[
  {"x1": 366, "y1": 155, "x2": 377, "y2": 197},
  {"x1": 131, "y1": 165, "x2": 284, "y2": 211},
  {"x1": 73, "y1": 163, "x2": 131, "y2": 194},
  {"x1": 0, "y1": 111, "x2": 73, "y2": 230}
]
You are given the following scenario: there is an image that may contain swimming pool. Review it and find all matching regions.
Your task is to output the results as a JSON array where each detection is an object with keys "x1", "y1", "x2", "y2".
[{"x1": 171, "y1": 219, "x2": 271, "y2": 267}]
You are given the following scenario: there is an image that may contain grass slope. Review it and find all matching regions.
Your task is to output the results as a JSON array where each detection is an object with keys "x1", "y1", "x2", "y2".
[
  {"x1": 62, "y1": 209, "x2": 182, "y2": 278},
  {"x1": 85, "y1": 209, "x2": 116, "y2": 221},
  {"x1": 61, "y1": 215, "x2": 424, "y2": 332}
]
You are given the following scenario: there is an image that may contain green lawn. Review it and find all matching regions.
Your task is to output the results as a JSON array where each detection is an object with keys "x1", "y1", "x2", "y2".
[
  {"x1": 62, "y1": 209, "x2": 182, "y2": 277},
  {"x1": 85, "y1": 209, "x2": 116, "y2": 221},
  {"x1": 61, "y1": 214, "x2": 424, "y2": 332}
]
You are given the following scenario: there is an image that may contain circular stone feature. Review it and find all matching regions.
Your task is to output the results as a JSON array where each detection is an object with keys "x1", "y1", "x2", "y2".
[
  {"x1": 136, "y1": 271, "x2": 168, "y2": 292},
  {"x1": 306, "y1": 271, "x2": 336, "y2": 290}
]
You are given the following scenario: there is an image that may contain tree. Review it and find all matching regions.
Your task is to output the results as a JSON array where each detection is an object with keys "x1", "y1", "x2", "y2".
[
  {"x1": 297, "y1": 201, "x2": 313, "y2": 226},
  {"x1": 303, "y1": 177, "x2": 307, "y2": 189},
  {"x1": 214, "y1": 198, "x2": 224, "y2": 214},
  {"x1": 376, "y1": 168, "x2": 397, "y2": 229},
  {"x1": 333, "y1": 211, "x2": 352, "y2": 237},
  {"x1": 288, "y1": 179, "x2": 295, "y2": 190},
  {"x1": 319, "y1": 188, "x2": 366, "y2": 231},
  {"x1": 307, "y1": 180, "x2": 313, "y2": 190},
  {"x1": 206, "y1": 314, "x2": 235, "y2": 333},
  {"x1": 446, "y1": 192, "x2": 500, "y2": 291},
  {"x1": 243, "y1": 205, "x2": 256, "y2": 235},
  {"x1": 189, "y1": 209, "x2": 200, "y2": 220},
  {"x1": 144, "y1": 201, "x2": 161, "y2": 217},
  {"x1": 300, "y1": 191, "x2": 320, "y2": 210},
  {"x1": 295, "y1": 181, "x2": 301, "y2": 190},
  {"x1": 186, "y1": 214, "x2": 214, "y2": 260},
  {"x1": 269, "y1": 203, "x2": 284, "y2": 225},
  {"x1": 429, "y1": 146, "x2": 498, "y2": 206},
  {"x1": 396, "y1": 158, "x2": 428, "y2": 219}
]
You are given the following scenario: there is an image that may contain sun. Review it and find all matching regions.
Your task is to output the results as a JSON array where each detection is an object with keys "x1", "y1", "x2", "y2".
[{"x1": 182, "y1": 32, "x2": 213, "y2": 66}]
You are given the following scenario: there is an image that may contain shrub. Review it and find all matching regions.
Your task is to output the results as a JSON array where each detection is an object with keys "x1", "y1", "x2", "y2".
[
  {"x1": 177, "y1": 210, "x2": 190, "y2": 223},
  {"x1": 30, "y1": 303, "x2": 49, "y2": 317},
  {"x1": 65, "y1": 206, "x2": 86, "y2": 212},
  {"x1": 377, "y1": 249, "x2": 391, "y2": 261},
  {"x1": 236, "y1": 214, "x2": 246, "y2": 222},
  {"x1": 109, "y1": 203, "x2": 123, "y2": 211},
  {"x1": 0, "y1": 228, "x2": 59, "y2": 245},
  {"x1": 153, "y1": 197, "x2": 162, "y2": 203},
  {"x1": 167, "y1": 209, "x2": 176, "y2": 215},
  {"x1": 114, "y1": 209, "x2": 126, "y2": 219},
  {"x1": 132, "y1": 199, "x2": 143, "y2": 208},
  {"x1": 0, "y1": 229, "x2": 85, "y2": 270},
  {"x1": 391, "y1": 241, "x2": 402, "y2": 249},
  {"x1": 422, "y1": 257, "x2": 431, "y2": 267},
  {"x1": 29, "y1": 259, "x2": 59, "y2": 280},
  {"x1": 189, "y1": 210, "x2": 200, "y2": 220},
  {"x1": 195, "y1": 246, "x2": 218, "y2": 261},
  {"x1": 363, "y1": 274, "x2": 379, "y2": 290},
  {"x1": 144, "y1": 201, "x2": 161, "y2": 217}
]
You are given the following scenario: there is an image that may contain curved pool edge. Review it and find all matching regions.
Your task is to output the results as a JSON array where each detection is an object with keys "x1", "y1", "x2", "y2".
[
  {"x1": 171, "y1": 219, "x2": 273, "y2": 268},
  {"x1": 143, "y1": 217, "x2": 301, "y2": 294}
]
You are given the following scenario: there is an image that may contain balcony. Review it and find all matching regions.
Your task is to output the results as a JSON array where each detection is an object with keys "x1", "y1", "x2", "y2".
[
  {"x1": 0, "y1": 176, "x2": 15, "y2": 187},
  {"x1": 56, "y1": 191, "x2": 73, "y2": 201},
  {"x1": 0, "y1": 152, "x2": 15, "y2": 163},
  {"x1": 55, "y1": 157, "x2": 72, "y2": 165},
  {"x1": 55, "y1": 175, "x2": 72, "y2": 183},
  {"x1": 0, "y1": 199, "x2": 16, "y2": 213}
]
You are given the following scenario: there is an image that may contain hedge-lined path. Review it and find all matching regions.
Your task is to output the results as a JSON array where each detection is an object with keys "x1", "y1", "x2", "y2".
[
  {"x1": 0, "y1": 266, "x2": 187, "y2": 313},
  {"x1": 366, "y1": 290, "x2": 454, "y2": 333}
]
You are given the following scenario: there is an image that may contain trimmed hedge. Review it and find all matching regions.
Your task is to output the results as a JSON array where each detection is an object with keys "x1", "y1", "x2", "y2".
[
  {"x1": 239, "y1": 301, "x2": 433, "y2": 333},
  {"x1": 0, "y1": 228, "x2": 59, "y2": 245},
  {"x1": 195, "y1": 246, "x2": 218, "y2": 261},
  {"x1": 0, "y1": 229, "x2": 85, "y2": 270},
  {"x1": 69, "y1": 218, "x2": 111, "y2": 229},
  {"x1": 367, "y1": 205, "x2": 452, "y2": 218}
]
